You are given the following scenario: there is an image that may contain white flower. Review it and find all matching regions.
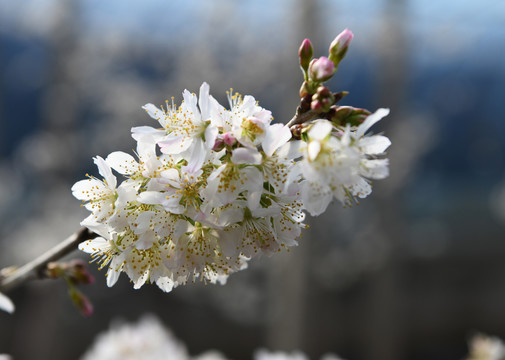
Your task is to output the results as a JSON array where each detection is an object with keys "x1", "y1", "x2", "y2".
[
  {"x1": 299, "y1": 108, "x2": 390, "y2": 215},
  {"x1": 72, "y1": 156, "x2": 118, "y2": 223},
  {"x1": 0, "y1": 292, "x2": 14, "y2": 314},
  {"x1": 134, "y1": 83, "x2": 219, "y2": 173},
  {"x1": 81, "y1": 315, "x2": 189, "y2": 360},
  {"x1": 225, "y1": 91, "x2": 273, "y2": 148}
]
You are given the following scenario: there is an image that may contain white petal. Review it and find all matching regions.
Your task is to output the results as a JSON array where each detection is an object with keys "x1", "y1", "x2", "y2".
[
  {"x1": 94, "y1": 156, "x2": 116, "y2": 189},
  {"x1": 142, "y1": 103, "x2": 164, "y2": 121},
  {"x1": 71, "y1": 179, "x2": 105, "y2": 201},
  {"x1": 359, "y1": 135, "x2": 391, "y2": 154},
  {"x1": 131, "y1": 126, "x2": 167, "y2": 143},
  {"x1": 106, "y1": 253, "x2": 125, "y2": 287},
  {"x1": 138, "y1": 191, "x2": 166, "y2": 205},
  {"x1": 262, "y1": 123, "x2": 291, "y2": 157},
  {"x1": 307, "y1": 141, "x2": 321, "y2": 161},
  {"x1": 106, "y1": 151, "x2": 138, "y2": 175},
  {"x1": 155, "y1": 277, "x2": 174, "y2": 293},
  {"x1": 360, "y1": 159, "x2": 389, "y2": 179},
  {"x1": 356, "y1": 108, "x2": 390, "y2": 138},
  {"x1": 204, "y1": 124, "x2": 218, "y2": 150},
  {"x1": 78, "y1": 237, "x2": 110, "y2": 253},
  {"x1": 347, "y1": 177, "x2": 372, "y2": 199},
  {"x1": 301, "y1": 181, "x2": 332, "y2": 216},
  {"x1": 0, "y1": 292, "x2": 14, "y2": 314},
  {"x1": 184, "y1": 138, "x2": 207, "y2": 173},
  {"x1": 231, "y1": 148, "x2": 262, "y2": 165},
  {"x1": 199, "y1": 82, "x2": 210, "y2": 119},
  {"x1": 308, "y1": 120, "x2": 333, "y2": 140}
]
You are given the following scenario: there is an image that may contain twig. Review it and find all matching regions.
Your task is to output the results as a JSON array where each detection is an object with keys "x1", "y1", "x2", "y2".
[
  {"x1": 286, "y1": 109, "x2": 321, "y2": 128},
  {"x1": 0, "y1": 227, "x2": 97, "y2": 293}
]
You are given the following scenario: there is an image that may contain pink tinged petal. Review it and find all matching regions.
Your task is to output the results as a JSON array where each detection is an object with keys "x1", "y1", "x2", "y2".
[
  {"x1": 199, "y1": 82, "x2": 210, "y2": 119},
  {"x1": 360, "y1": 159, "x2": 390, "y2": 179},
  {"x1": 356, "y1": 108, "x2": 390, "y2": 138},
  {"x1": 360, "y1": 135, "x2": 391, "y2": 154},
  {"x1": 231, "y1": 148, "x2": 262, "y2": 165},
  {"x1": 94, "y1": 156, "x2": 117, "y2": 189},
  {"x1": 262, "y1": 123, "x2": 292, "y2": 157},
  {"x1": 307, "y1": 141, "x2": 321, "y2": 161},
  {"x1": 308, "y1": 120, "x2": 333, "y2": 141},
  {"x1": 137, "y1": 191, "x2": 166, "y2": 205},
  {"x1": 106, "y1": 151, "x2": 138, "y2": 175},
  {"x1": 204, "y1": 124, "x2": 218, "y2": 150},
  {"x1": 0, "y1": 292, "x2": 14, "y2": 314}
]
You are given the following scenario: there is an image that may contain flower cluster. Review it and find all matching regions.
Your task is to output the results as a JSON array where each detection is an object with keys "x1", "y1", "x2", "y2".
[{"x1": 72, "y1": 30, "x2": 391, "y2": 292}]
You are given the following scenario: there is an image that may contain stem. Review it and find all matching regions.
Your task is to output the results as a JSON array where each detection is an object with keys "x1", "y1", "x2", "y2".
[
  {"x1": 286, "y1": 109, "x2": 322, "y2": 128},
  {"x1": 0, "y1": 227, "x2": 97, "y2": 293}
]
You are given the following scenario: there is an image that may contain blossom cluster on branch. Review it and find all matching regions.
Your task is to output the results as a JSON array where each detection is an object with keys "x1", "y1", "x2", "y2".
[{"x1": 71, "y1": 29, "x2": 391, "y2": 292}]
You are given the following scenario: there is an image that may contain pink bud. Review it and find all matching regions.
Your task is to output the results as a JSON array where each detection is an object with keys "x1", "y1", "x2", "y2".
[
  {"x1": 222, "y1": 132, "x2": 237, "y2": 146},
  {"x1": 298, "y1": 38, "x2": 313, "y2": 71},
  {"x1": 329, "y1": 29, "x2": 354, "y2": 66},
  {"x1": 69, "y1": 287, "x2": 94, "y2": 317},
  {"x1": 309, "y1": 57, "x2": 335, "y2": 82}
]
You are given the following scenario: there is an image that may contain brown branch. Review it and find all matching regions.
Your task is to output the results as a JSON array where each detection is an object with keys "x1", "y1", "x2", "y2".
[
  {"x1": 286, "y1": 109, "x2": 322, "y2": 128},
  {"x1": 0, "y1": 227, "x2": 97, "y2": 293}
]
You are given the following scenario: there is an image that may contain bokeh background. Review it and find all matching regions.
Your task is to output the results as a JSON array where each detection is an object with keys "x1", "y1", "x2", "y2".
[{"x1": 1, "y1": 0, "x2": 505, "y2": 359}]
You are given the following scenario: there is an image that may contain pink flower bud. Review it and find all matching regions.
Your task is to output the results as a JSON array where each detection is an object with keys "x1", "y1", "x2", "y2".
[
  {"x1": 329, "y1": 29, "x2": 354, "y2": 66},
  {"x1": 309, "y1": 57, "x2": 335, "y2": 82},
  {"x1": 222, "y1": 132, "x2": 237, "y2": 146},
  {"x1": 69, "y1": 287, "x2": 94, "y2": 317},
  {"x1": 298, "y1": 38, "x2": 313, "y2": 71}
]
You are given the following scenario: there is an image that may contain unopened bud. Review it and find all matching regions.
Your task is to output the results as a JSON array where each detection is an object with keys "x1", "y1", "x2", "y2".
[
  {"x1": 212, "y1": 138, "x2": 225, "y2": 152},
  {"x1": 311, "y1": 86, "x2": 335, "y2": 112},
  {"x1": 298, "y1": 38, "x2": 313, "y2": 72},
  {"x1": 329, "y1": 29, "x2": 353, "y2": 67},
  {"x1": 299, "y1": 81, "x2": 311, "y2": 98},
  {"x1": 309, "y1": 57, "x2": 335, "y2": 82},
  {"x1": 68, "y1": 287, "x2": 94, "y2": 317},
  {"x1": 67, "y1": 259, "x2": 95, "y2": 285},
  {"x1": 330, "y1": 106, "x2": 371, "y2": 126},
  {"x1": 222, "y1": 132, "x2": 237, "y2": 146}
]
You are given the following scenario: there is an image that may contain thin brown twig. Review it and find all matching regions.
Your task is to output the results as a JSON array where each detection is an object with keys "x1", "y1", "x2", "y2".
[{"x1": 0, "y1": 227, "x2": 97, "y2": 293}]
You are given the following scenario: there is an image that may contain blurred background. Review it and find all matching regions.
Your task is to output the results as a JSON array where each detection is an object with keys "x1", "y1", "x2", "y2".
[{"x1": 0, "y1": 0, "x2": 505, "y2": 359}]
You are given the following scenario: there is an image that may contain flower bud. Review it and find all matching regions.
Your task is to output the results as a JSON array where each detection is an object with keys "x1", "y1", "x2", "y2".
[
  {"x1": 299, "y1": 81, "x2": 311, "y2": 98},
  {"x1": 330, "y1": 105, "x2": 371, "y2": 126},
  {"x1": 329, "y1": 28, "x2": 353, "y2": 67},
  {"x1": 68, "y1": 287, "x2": 94, "y2": 317},
  {"x1": 311, "y1": 86, "x2": 335, "y2": 112},
  {"x1": 298, "y1": 38, "x2": 313, "y2": 72},
  {"x1": 309, "y1": 57, "x2": 335, "y2": 82},
  {"x1": 222, "y1": 132, "x2": 237, "y2": 146}
]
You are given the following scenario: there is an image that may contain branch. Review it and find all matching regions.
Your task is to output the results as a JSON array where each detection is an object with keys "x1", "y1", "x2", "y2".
[
  {"x1": 0, "y1": 227, "x2": 97, "y2": 293},
  {"x1": 286, "y1": 109, "x2": 323, "y2": 128}
]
